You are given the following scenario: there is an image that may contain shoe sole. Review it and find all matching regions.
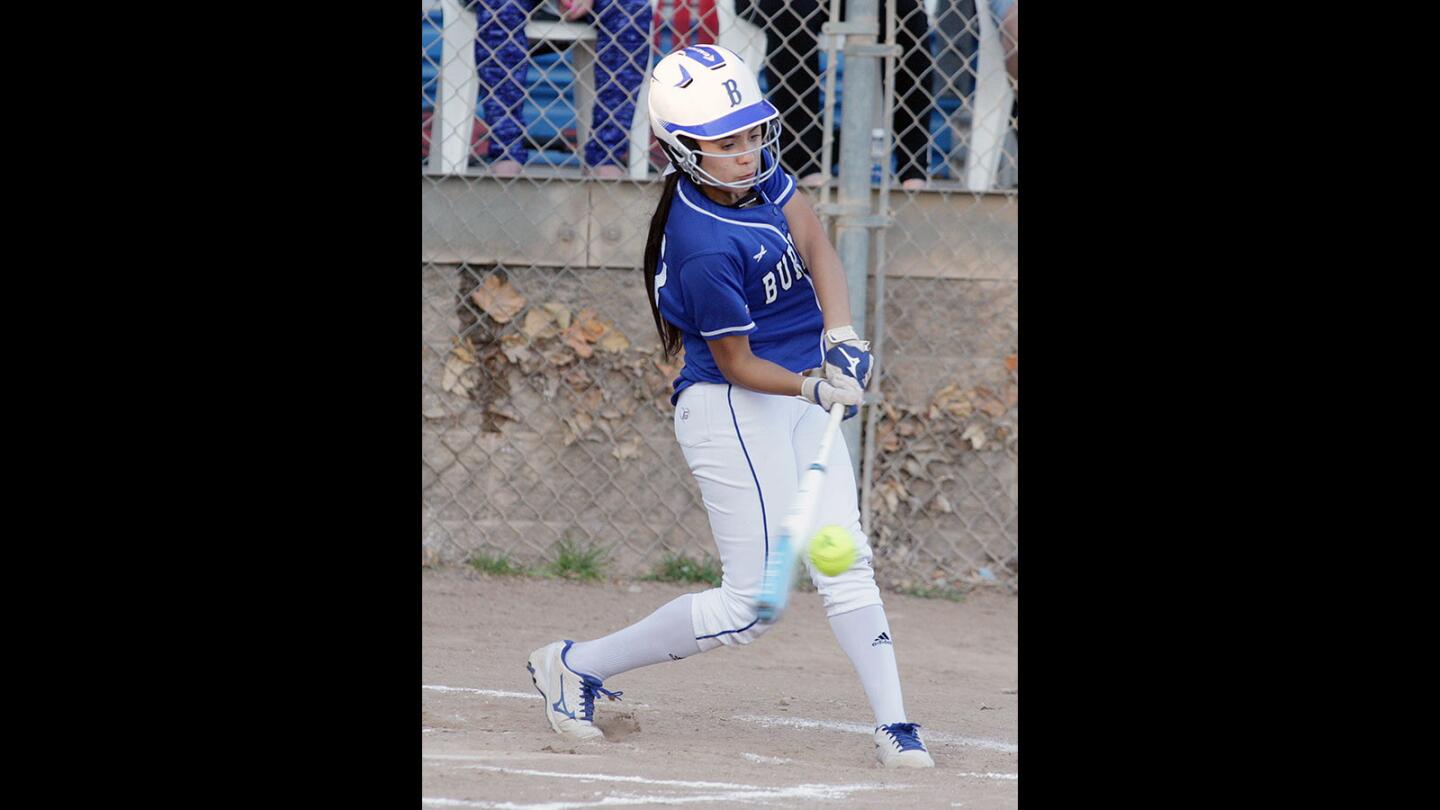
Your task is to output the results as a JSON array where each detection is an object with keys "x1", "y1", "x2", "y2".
[{"x1": 876, "y1": 748, "x2": 935, "y2": 768}]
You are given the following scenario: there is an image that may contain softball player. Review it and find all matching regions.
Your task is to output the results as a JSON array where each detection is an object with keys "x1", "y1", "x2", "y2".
[{"x1": 527, "y1": 44, "x2": 934, "y2": 768}]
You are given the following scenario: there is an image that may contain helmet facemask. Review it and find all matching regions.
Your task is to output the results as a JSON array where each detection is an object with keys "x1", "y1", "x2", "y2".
[{"x1": 663, "y1": 118, "x2": 784, "y2": 191}]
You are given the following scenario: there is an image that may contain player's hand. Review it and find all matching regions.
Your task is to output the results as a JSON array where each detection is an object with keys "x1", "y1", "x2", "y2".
[
  {"x1": 559, "y1": 0, "x2": 593, "y2": 21},
  {"x1": 800, "y1": 375, "x2": 862, "y2": 420},
  {"x1": 823, "y1": 325, "x2": 874, "y2": 391}
]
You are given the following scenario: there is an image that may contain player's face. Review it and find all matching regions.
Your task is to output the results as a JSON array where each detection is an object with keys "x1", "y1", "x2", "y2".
[{"x1": 696, "y1": 125, "x2": 765, "y2": 185}]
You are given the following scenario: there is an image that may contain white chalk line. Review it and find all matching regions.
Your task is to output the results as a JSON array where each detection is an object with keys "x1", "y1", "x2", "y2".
[
  {"x1": 423, "y1": 764, "x2": 905, "y2": 809},
  {"x1": 733, "y1": 715, "x2": 1018, "y2": 754},
  {"x1": 955, "y1": 772, "x2": 1018, "y2": 781},
  {"x1": 740, "y1": 752, "x2": 792, "y2": 765},
  {"x1": 422, "y1": 684, "x2": 1015, "y2": 753},
  {"x1": 423, "y1": 684, "x2": 652, "y2": 709},
  {"x1": 427, "y1": 752, "x2": 606, "y2": 762},
  {"x1": 426, "y1": 685, "x2": 541, "y2": 701},
  {"x1": 423, "y1": 787, "x2": 885, "y2": 810},
  {"x1": 440, "y1": 763, "x2": 769, "y2": 791}
]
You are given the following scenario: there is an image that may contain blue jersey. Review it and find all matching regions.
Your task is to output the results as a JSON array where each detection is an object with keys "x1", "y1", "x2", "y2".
[{"x1": 656, "y1": 150, "x2": 825, "y2": 404}]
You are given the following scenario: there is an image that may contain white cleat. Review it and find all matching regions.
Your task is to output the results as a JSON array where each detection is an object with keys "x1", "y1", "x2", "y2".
[
  {"x1": 874, "y1": 722, "x2": 936, "y2": 768},
  {"x1": 525, "y1": 640, "x2": 621, "y2": 740}
]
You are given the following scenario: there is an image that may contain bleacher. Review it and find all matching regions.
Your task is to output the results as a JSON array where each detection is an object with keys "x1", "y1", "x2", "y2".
[{"x1": 422, "y1": 1, "x2": 1009, "y2": 185}]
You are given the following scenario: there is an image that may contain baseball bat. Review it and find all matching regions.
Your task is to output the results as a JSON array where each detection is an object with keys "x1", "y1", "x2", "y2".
[{"x1": 755, "y1": 402, "x2": 846, "y2": 623}]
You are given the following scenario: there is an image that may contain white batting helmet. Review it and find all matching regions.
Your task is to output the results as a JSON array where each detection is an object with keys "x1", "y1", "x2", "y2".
[{"x1": 647, "y1": 45, "x2": 782, "y2": 189}]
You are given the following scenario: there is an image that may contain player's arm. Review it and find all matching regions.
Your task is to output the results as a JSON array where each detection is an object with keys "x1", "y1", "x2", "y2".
[
  {"x1": 709, "y1": 335, "x2": 804, "y2": 396},
  {"x1": 782, "y1": 191, "x2": 852, "y2": 330},
  {"x1": 710, "y1": 335, "x2": 860, "y2": 408}
]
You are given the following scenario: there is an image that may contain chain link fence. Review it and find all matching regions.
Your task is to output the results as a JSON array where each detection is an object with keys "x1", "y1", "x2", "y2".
[{"x1": 421, "y1": 0, "x2": 1017, "y2": 592}]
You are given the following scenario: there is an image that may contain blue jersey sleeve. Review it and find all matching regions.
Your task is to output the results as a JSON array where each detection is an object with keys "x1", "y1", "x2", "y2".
[
  {"x1": 679, "y1": 252, "x2": 756, "y2": 339},
  {"x1": 757, "y1": 147, "x2": 797, "y2": 208}
]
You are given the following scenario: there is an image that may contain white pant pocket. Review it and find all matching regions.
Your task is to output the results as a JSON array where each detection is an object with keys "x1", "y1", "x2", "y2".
[{"x1": 674, "y1": 386, "x2": 715, "y2": 448}]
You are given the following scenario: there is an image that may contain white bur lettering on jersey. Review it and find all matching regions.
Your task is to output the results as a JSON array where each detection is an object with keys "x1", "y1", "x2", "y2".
[{"x1": 761, "y1": 236, "x2": 808, "y2": 305}]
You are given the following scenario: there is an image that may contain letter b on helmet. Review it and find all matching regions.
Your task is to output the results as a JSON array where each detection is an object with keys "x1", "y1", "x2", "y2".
[{"x1": 723, "y1": 79, "x2": 742, "y2": 107}]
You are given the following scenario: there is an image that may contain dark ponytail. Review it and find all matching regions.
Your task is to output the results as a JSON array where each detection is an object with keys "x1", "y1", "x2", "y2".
[{"x1": 643, "y1": 165, "x2": 686, "y2": 357}]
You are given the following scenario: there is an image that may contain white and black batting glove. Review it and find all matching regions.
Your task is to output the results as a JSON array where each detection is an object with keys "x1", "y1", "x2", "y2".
[
  {"x1": 823, "y1": 325, "x2": 875, "y2": 391},
  {"x1": 800, "y1": 375, "x2": 863, "y2": 420}
]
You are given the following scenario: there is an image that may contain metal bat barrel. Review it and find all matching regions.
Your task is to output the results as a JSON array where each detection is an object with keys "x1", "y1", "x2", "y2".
[{"x1": 755, "y1": 403, "x2": 846, "y2": 623}]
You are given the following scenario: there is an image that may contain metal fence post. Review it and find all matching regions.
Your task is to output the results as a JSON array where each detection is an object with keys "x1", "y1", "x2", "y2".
[{"x1": 831, "y1": 0, "x2": 883, "y2": 471}]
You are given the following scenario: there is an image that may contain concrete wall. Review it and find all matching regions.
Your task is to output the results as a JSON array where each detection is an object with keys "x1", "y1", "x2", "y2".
[{"x1": 422, "y1": 177, "x2": 1017, "y2": 591}]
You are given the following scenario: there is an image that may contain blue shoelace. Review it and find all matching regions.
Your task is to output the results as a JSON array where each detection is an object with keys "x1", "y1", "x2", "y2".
[
  {"x1": 882, "y1": 722, "x2": 926, "y2": 751},
  {"x1": 579, "y1": 675, "x2": 623, "y2": 722}
]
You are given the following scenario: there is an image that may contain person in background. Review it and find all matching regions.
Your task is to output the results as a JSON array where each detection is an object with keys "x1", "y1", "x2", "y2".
[
  {"x1": 733, "y1": 0, "x2": 936, "y2": 191},
  {"x1": 471, "y1": 0, "x2": 653, "y2": 178}
]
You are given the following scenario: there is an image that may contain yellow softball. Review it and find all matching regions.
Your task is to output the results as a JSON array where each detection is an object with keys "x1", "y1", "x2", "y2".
[{"x1": 808, "y1": 525, "x2": 857, "y2": 576}]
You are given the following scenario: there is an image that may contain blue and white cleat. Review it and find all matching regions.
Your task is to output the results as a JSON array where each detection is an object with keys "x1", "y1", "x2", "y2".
[
  {"x1": 874, "y1": 722, "x2": 935, "y2": 768},
  {"x1": 525, "y1": 640, "x2": 622, "y2": 740}
]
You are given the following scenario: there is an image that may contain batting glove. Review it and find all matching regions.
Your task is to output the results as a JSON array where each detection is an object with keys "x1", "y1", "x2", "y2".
[
  {"x1": 801, "y1": 375, "x2": 862, "y2": 420},
  {"x1": 823, "y1": 325, "x2": 874, "y2": 391}
]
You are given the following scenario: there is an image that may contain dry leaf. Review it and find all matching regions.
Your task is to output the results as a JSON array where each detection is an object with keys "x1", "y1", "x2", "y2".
[
  {"x1": 612, "y1": 438, "x2": 641, "y2": 461},
  {"x1": 903, "y1": 458, "x2": 924, "y2": 478},
  {"x1": 897, "y1": 420, "x2": 917, "y2": 437},
  {"x1": 1004, "y1": 354, "x2": 1018, "y2": 373},
  {"x1": 961, "y1": 424, "x2": 987, "y2": 450},
  {"x1": 522, "y1": 308, "x2": 559, "y2": 339},
  {"x1": 931, "y1": 493, "x2": 954, "y2": 513},
  {"x1": 880, "y1": 481, "x2": 901, "y2": 513},
  {"x1": 600, "y1": 409, "x2": 622, "y2": 420},
  {"x1": 543, "y1": 302, "x2": 571, "y2": 330},
  {"x1": 487, "y1": 403, "x2": 519, "y2": 422},
  {"x1": 564, "y1": 368, "x2": 591, "y2": 390},
  {"x1": 442, "y1": 352, "x2": 475, "y2": 394},
  {"x1": 562, "y1": 414, "x2": 593, "y2": 446},
  {"x1": 498, "y1": 334, "x2": 531, "y2": 364},
  {"x1": 574, "y1": 309, "x2": 609, "y2": 342},
  {"x1": 932, "y1": 383, "x2": 974, "y2": 419},
  {"x1": 565, "y1": 330, "x2": 595, "y2": 359},
  {"x1": 547, "y1": 349, "x2": 575, "y2": 367},
  {"x1": 880, "y1": 432, "x2": 901, "y2": 453},
  {"x1": 472, "y1": 275, "x2": 526, "y2": 323},
  {"x1": 501, "y1": 345, "x2": 530, "y2": 365},
  {"x1": 452, "y1": 337, "x2": 476, "y2": 365},
  {"x1": 598, "y1": 331, "x2": 630, "y2": 353},
  {"x1": 580, "y1": 387, "x2": 604, "y2": 412}
]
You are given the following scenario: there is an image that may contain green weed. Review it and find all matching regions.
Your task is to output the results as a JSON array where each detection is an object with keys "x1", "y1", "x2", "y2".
[
  {"x1": 466, "y1": 551, "x2": 528, "y2": 576},
  {"x1": 643, "y1": 553, "x2": 723, "y2": 587},
  {"x1": 546, "y1": 536, "x2": 610, "y2": 581}
]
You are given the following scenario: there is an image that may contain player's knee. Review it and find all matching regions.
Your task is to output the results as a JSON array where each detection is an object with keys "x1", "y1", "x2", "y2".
[
  {"x1": 717, "y1": 583, "x2": 774, "y2": 646},
  {"x1": 816, "y1": 559, "x2": 884, "y2": 617}
]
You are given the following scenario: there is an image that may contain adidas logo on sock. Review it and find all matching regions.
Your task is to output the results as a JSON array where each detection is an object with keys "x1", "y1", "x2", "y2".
[
  {"x1": 668, "y1": 653, "x2": 687, "y2": 661},
  {"x1": 871, "y1": 632, "x2": 892, "y2": 647}
]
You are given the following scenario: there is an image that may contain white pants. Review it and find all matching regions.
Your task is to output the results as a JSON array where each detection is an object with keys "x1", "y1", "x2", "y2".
[{"x1": 674, "y1": 382, "x2": 883, "y2": 650}]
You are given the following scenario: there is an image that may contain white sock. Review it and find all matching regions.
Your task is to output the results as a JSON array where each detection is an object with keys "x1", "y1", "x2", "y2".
[
  {"x1": 563, "y1": 593, "x2": 703, "y2": 682},
  {"x1": 828, "y1": 604, "x2": 908, "y2": 727}
]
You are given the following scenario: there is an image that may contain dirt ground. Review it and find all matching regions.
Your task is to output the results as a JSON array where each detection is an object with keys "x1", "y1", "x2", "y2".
[{"x1": 423, "y1": 567, "x2": 1018, "y2": 809}]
